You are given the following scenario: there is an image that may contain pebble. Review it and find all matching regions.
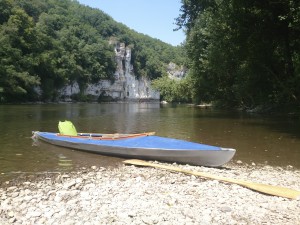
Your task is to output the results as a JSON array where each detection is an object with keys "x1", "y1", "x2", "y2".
[{"x1": 0, "y1": 162, "x2": 299, "y2": 225}]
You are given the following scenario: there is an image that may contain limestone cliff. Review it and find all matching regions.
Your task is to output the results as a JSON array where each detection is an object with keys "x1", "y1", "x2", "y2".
[
  {"x1": 59, "y1": 42, "x2": 160, "y2": 102},
  {"x1": 167, "y1": 62, "x2": 187, "y2": 80}
]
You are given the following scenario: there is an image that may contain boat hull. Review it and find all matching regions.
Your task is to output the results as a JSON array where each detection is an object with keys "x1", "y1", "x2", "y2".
[{"x1": 33, "y1": 132, "x2": 236, "y2": 167}]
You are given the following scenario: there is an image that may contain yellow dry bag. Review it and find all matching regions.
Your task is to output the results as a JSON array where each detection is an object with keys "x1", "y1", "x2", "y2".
[{"x1": 58, "y1": 120, "x2": 78, "y2": 136}]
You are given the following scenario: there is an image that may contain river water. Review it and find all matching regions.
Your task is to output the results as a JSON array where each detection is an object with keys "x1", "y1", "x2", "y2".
[{"x1": 0, "y1": 103, "x2": 299, "y2": 182}]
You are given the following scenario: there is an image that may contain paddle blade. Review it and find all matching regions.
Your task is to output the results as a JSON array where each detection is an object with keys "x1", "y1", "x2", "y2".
[{"x1": 123, "y1": 159, "x2": 300, "y2": 200}]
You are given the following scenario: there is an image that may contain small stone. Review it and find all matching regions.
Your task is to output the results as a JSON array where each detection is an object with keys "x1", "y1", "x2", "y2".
[
  {"x1": 54, "y1": 196, "x2": 62, "y2": 202},
  {"x1": 62, "y1": 174, "x2": 70, "y2": 179},
  {"x1": 24, "y1": 189, "x2": 31, "y2": 195},
  {"x1": 7, "y1": 186, "x2": 17, "y2": 192},
  {"x1": 23, "y1": 196, "x2": 33, "y2": 201},
  {"x1": 220, "y1": 206, "x2": 232, "y2": 213},
  {"x1": 80, "y1": 191, "x2": 91, "y2": 200},
  {"x1": 37, "y1": 217, "x2": 47, "y2": 224},
  {"x1": 64, "y1": 181, "x2": 76, "y2": 189},
  {"x1": 7, "y1": 211, "x2": 14, "y2": 217},
  {"x1": 28, "y1": 210, "x2": 42, "y2": 218},
  {"x1": 10, "y1": 192, "x2": 19, "y2": 198},
  {"x1": 76, "y1": 178, "x2": 83, "y2": 184},
  {"x1": 44, "y1": 210, "x2": 54, "y2": 218},
  {"x1": 8, "y1": 217, "x2": 16, "y2": 223}
]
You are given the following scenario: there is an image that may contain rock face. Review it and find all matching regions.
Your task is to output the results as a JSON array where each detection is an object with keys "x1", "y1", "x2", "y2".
[
  {"x1": 59, "y1": 43, "x2": 160, "y2": 102},
  {"x1": 167, "y1": 62, "x2": 187, "y2": 80}
]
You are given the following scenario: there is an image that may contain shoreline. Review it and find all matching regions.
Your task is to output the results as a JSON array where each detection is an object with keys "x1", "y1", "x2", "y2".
[{"x1": 1, "y1": 162, "x2": 299, "y2": 224}]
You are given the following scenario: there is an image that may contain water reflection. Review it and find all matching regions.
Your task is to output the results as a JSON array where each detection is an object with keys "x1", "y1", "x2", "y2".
[{"x1": 57, "y1": 154, "x2": 73, "y2": 170}]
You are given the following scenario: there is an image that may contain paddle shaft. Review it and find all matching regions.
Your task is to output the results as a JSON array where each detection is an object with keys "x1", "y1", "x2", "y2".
[
  {"x1": 123, "y1": 159, "x2": 300, "y2": 200},
  {"x1": 78, "y1": 132, "x2": 155, "y2": 137},
  {"x1": 58, "y1": 132, "x2": 155, "y2": 140}
]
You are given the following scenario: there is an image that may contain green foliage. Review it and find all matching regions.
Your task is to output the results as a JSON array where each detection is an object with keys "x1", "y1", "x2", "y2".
[
  {"x1": 0, "y1": 0, "x2": 13, "y2": 24},
  {"x1": 0, "y1": 0, "x2": 186, "y2": 102},
  {"x1": 177, "y1": 0, "x2": 300, "y2": 110},
  {"x1": 152, "y1": 75, "x2": 192, "y2": 103},
  {"x1": 0, "y1": 5, "x2": 40, "y2": 102}
]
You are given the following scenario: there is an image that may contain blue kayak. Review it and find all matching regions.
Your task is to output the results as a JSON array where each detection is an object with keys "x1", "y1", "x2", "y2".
[{"x1": 32, "y1": 131, "x2": 236, "y2": 167}]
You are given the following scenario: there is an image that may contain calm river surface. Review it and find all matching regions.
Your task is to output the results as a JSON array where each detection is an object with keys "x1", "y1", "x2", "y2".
[{"x1": 0, "y1": 103, "x2": 300, "y2": 181}]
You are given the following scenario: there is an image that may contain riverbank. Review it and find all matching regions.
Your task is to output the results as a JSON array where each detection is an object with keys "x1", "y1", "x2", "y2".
[{"x1": 1, "y1": 161, "x2": 299, "y2": 225}]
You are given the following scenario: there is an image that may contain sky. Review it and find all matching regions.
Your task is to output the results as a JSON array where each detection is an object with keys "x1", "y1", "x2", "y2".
[{"x1": 77, "y1": 0, "x2": 185, "y2": 46}]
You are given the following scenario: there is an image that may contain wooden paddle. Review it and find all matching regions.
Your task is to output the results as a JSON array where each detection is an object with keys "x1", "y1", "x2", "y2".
[
  {"x1": 123, "y1": 159, "x2": 300, "y2": 200},
  {"x1": 59, "y1": 132, "x2": 156, "y2": 140}
]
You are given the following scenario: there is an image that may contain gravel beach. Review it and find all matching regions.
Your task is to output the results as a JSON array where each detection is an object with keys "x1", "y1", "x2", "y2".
[{"x1": 1, "y1": 161, "x2": 299, "y2": 225}]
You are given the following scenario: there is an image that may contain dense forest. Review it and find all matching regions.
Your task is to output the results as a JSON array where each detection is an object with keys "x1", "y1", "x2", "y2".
[
  {"x1": 176, "y1": 0, "x2": 300, "y2": 111},
  {"x1": 0, "y1": 0, "x2": 185, "y2": 102},
  {"x1": 1, "y1": 0, "x2": 300, "y2": 111}
]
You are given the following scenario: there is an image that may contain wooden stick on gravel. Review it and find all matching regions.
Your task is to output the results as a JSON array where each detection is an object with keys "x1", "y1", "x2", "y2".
[{"x1": 123, "y1": 159, "x2": 300, "y2": 200}]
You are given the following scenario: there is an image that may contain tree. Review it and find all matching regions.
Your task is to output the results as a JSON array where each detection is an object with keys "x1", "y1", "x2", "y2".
[
  {"x1": 0, "y1": 0, "x2": 14, "y2": 24},
  {"x1": 152, "y1": 75, "x2": 192, "y2": 102},
  {"x1": 0, "y1": 7, "x2": 40, "y2": 102},
  {"x1": 176, "y1": 0, "x2": 300, "y2": 109}
]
